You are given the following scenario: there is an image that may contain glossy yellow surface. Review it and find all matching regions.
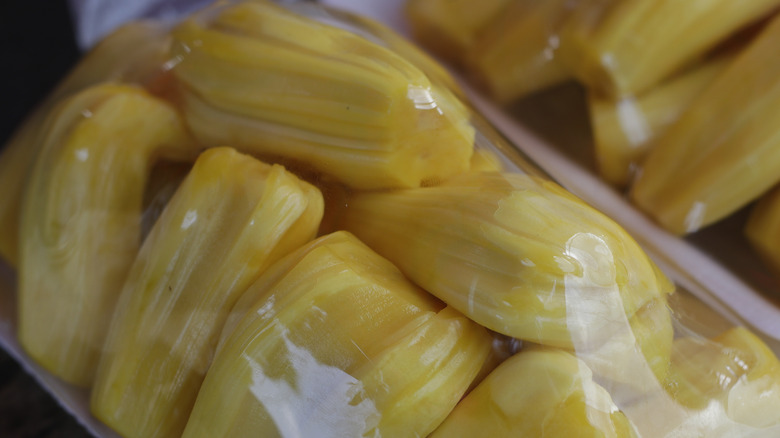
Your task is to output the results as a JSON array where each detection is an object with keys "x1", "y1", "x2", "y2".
[
  {"x1": 90, "y1": 148, "x2": 323, "y2": 438},
  {"x1": 576, "y1": 296, "x2": 674, "y2": 390},
  {"x1": 0, "y1": 21, "x2": 171, "y2": 267},
  {"x1": 666, "y1": 327, "x2": 780, "y2": 428},
  {"x1": 589, "y1": 53, "x2": 734, "y2": 187},
  {"x1": 171, "y1": 1, "x2": 475, "y2": 189},
  {"x1": 631, "y1": 13, "x2": 780, "y2": 234},
  {"x1": 405, "y1": 0, "x2": 510, "y2": 65},
  {"x1": 340, "y1": 171, "x2": 673, "y2": 347},
  {"x1": 18, "y1": 84, "x2": 197, "y2": 386},
  {"x1": 745, "y1": 186, "x2": 780, "y2": 274},
  {"x1": 431, "y1": 348, "x2": 638, "y2": 437},
  {"x1": 183, "y1": 231, "x2": 491, "y2": 438},
  {"x1": 466, "y1": 0, "x2": 571, "y2": 103},
  {"x1": 559, "y1": 0, "x2": 780, "y2": 97}
]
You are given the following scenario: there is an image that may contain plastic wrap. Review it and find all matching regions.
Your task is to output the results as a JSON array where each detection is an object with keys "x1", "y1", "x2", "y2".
[
  {"x1": 2, "y1": 1, "x2": 780, "y2": 437},
  {"x1": 405, "y1": 0, "x2": 780, "y2": 389}
]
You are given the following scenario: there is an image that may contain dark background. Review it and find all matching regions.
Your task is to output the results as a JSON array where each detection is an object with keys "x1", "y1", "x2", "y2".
[
  {"x1": 1, "y1": 1, "x2": 80, "y2": 146},
  {"x1": 1, "y1": 2, "x2": 92, "y2": 437}
]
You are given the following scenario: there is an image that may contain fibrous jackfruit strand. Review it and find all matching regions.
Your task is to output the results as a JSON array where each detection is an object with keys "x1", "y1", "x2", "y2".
[
  {"x1": 171, "y1": 1, "x2": 475, "y2": 190},
  {"x1": 90, "y1": 147, "x2": 324, "y2": 438},
  {"x1": 183, "y1": 231, "x2": 491, "y2": 438},
  {"x1": 0, "y1": 21, "x2": 172, "y2": 266},
  {"x1": 340, "y1": 171, "x2": 672, "y2": 348},
  {"x1": 18, "y1": 83, "x2": 198, "y2": 386},
  {"x1": 431, "y1": 348, "x2": 639, "y2": 438},
  {"x1": 631, "y1": 13, "x2": 780, "y2": 234}
]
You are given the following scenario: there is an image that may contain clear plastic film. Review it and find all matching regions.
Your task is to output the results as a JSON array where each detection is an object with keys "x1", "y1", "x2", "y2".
[
  {"x1": 2, "y1": 1, "x2": 780, "y2": 437},
  {"x1": 406, "y1": 0, "x2": 780, "y2": 227},
  {"x1": 405, "y1": 2, "x2": 780, "y2": 430}
]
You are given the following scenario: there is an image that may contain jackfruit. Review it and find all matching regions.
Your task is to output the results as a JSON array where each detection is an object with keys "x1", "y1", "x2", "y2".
[
  {"x1": 339, "y1": 171, "x2": 673, "y2": 348},
  {"x1": 430, "y1": 348, "x2": 639, "y2": 437},
  {"x1": 170, "y1": 1, "x2": 475, "y2": 189},
  {"x1": 405, "y1": 0, "x2": 511, "y2": 65},
  {"x1": 90, "y1": 147, "x2": 324, "y2": 438},
  {"x1": 576, "y1": 296, "x2": 673, "y2": 391},
  {"x1": 665, "y1": 327, "x2": 780, "y2": 428},
  {"x1": 558, "y1": 0, "x2": 779, "y2": 97},
  {"x1": 18, "y1": 83, "x2": 198, "y2": 386},
  {"x1": 466, "y1": 0, "x2": 571, "y2": 103},
  {"x1": 0, "y1": 21, "x2": 172, "y2": 266},
  {"x1": 182, "y1": 231, "x2": 491, "y2": 438},
  {"x1": 589, "y1": 52, "x2": 734, "y2": 187},
  {"x1": 746, "y1": 186, "x2": 780, "y2": 274},
  {"x1": 631, "y1": 14, "x2": 780, "y2": 234},
  {"x1": 301, "y1": 2, "x2": 463, "y2": 95}
]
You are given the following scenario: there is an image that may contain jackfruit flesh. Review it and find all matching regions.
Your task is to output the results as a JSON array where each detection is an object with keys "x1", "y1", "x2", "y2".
[
  {"x1": 665, "y1": 327, "x2": 780, "y2": 428},
  {"x1": 339, "y1": 171, "x2": 673, "y2": 348},
  {"x1": 405, "y1": 0, "x2": 511, "y2": 65},
  {"x1": 465, "y1": 0, "x2": 572, "y2": 103},
  {"x1": 589, "y1": 52, "x2": 734, "y2": 187},
  {"x1": 430, "y1": 348, "x2": 639, "y2": 438},
  {"x1": 182, "y1": 231, "x2": 491, "y2": 438},
  {"x1": 558, "y1": 0, "x2": 780, "y2": 97},
  {"x1": 170, "y1": 1, "x2": 475, "y2": 189},
  {"x1": 292, "y1": 2, "x2": 463, "y2": 96},
  {"x1": 90, "y1": 147, "x2": 324, "y2": 438},
  {"x1": 746, "y1": 186, "x2": 780, "y2": 273},
  {"x1": 0, "y1": 21, "x2": 172, "y2": 266},
  {"x1": 631, "y1": 13, "x2": 780, "y2": 234},
  {"x1": 576, "y1": 296, "x2": 674, "y2": 391},
  {"x1": 18, "y1": 83, "x2": 198, "y2": 387}
]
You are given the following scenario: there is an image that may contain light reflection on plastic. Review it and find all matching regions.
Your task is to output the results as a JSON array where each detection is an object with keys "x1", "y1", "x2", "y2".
[
  {"x1": 467, "y1": 275, "x2": 478, "y2": 315},
  {"x1": 162, "y1": 54, "x2": 186, "y2": 72},
  {"x1": 563, "y1": 232, "x2": 655, "y2": 388},
  {"x1": 615, "y1": 98, "x2": 650, "y2": 147},
  {"x1": 576, "y1": 359, "x2": 624, "y2": 435},
  {"x1": 245, "y1": 329, "x2": 380, "y2": 438},
  {"x1": 542, "y1": 35, "x2": 560, "y2": 61},
  {"x1": 406, "y1": 85, "x2": 440, "y2": 112},
  {"x1": 728, "y1": 374, "x2": 780, "y2": 428},
  {"x1": 181, "y1": 209, "x2": 198, "y2": 230},
  {"x1": 75, "y1": 148, "x2": 90, "y2": 162},
  {"x1": 684, "y1": 201, "x2": 706, "y2": 233}
]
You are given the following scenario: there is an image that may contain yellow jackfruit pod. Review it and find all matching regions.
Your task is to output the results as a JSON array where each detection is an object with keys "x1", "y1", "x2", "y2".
[
  {"x1": 0, "y1": 21, "x2": 172, "y2": 266},
  {"x1": 170, "y1": 1, "x2": 475, "y2": 190},
  {"x1": 90, "y1": 147, "x2": 324, "y2": 438},
  {"x1": 303, "y1": 3, "x2": 463, "y2": 96},
  {"x1": 469, "y1": 333, "x2": 522, "y2": 393},
  {"x1": 746, "y1": 186, "x2": 780, "y2": 273},
  {"x1": 631, "y1": 14, "x2": 780, "y2": 234},
  {"x1": 405, "y1": 0, "x2": 511, "y2": 66},
  {"x1": 589, "y1": 52, "x2": 735, "y2": 188},
  {"x1": 430, "y1": 348, "x2": 639, "y2": 438},
  {"x1": 339, "y1": 171, "x2": 673, "y2": 348},
  {"x1": 18, "y1": 84, "x2": 198, "y2": 386},
  {"x1": 558, "y1": 0, "x2": 779, "y2": 98},
  {"x1": 465, "y1": 0, "x2": 572, "y2": 103},
  {"x1": 140, "y1": 161, "x2": 192, "y2": 241},
  {"x1": 665, "y1": 327, "x2": 780, "y2": 428},
  {"x1": 469, "y1": 148, "x2": 506, "y2": 172},
  {"x1": 574, "y1": 296, "x2": 674, "y2": 391},
  {"x1": 182, "y1": 231, "x2": 492, "y2": 438}
]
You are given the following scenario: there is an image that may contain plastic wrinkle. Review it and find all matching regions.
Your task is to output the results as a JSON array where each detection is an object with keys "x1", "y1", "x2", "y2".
[{"x1": 245, "y1": 329, "x2": 380, "y2": 438}]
